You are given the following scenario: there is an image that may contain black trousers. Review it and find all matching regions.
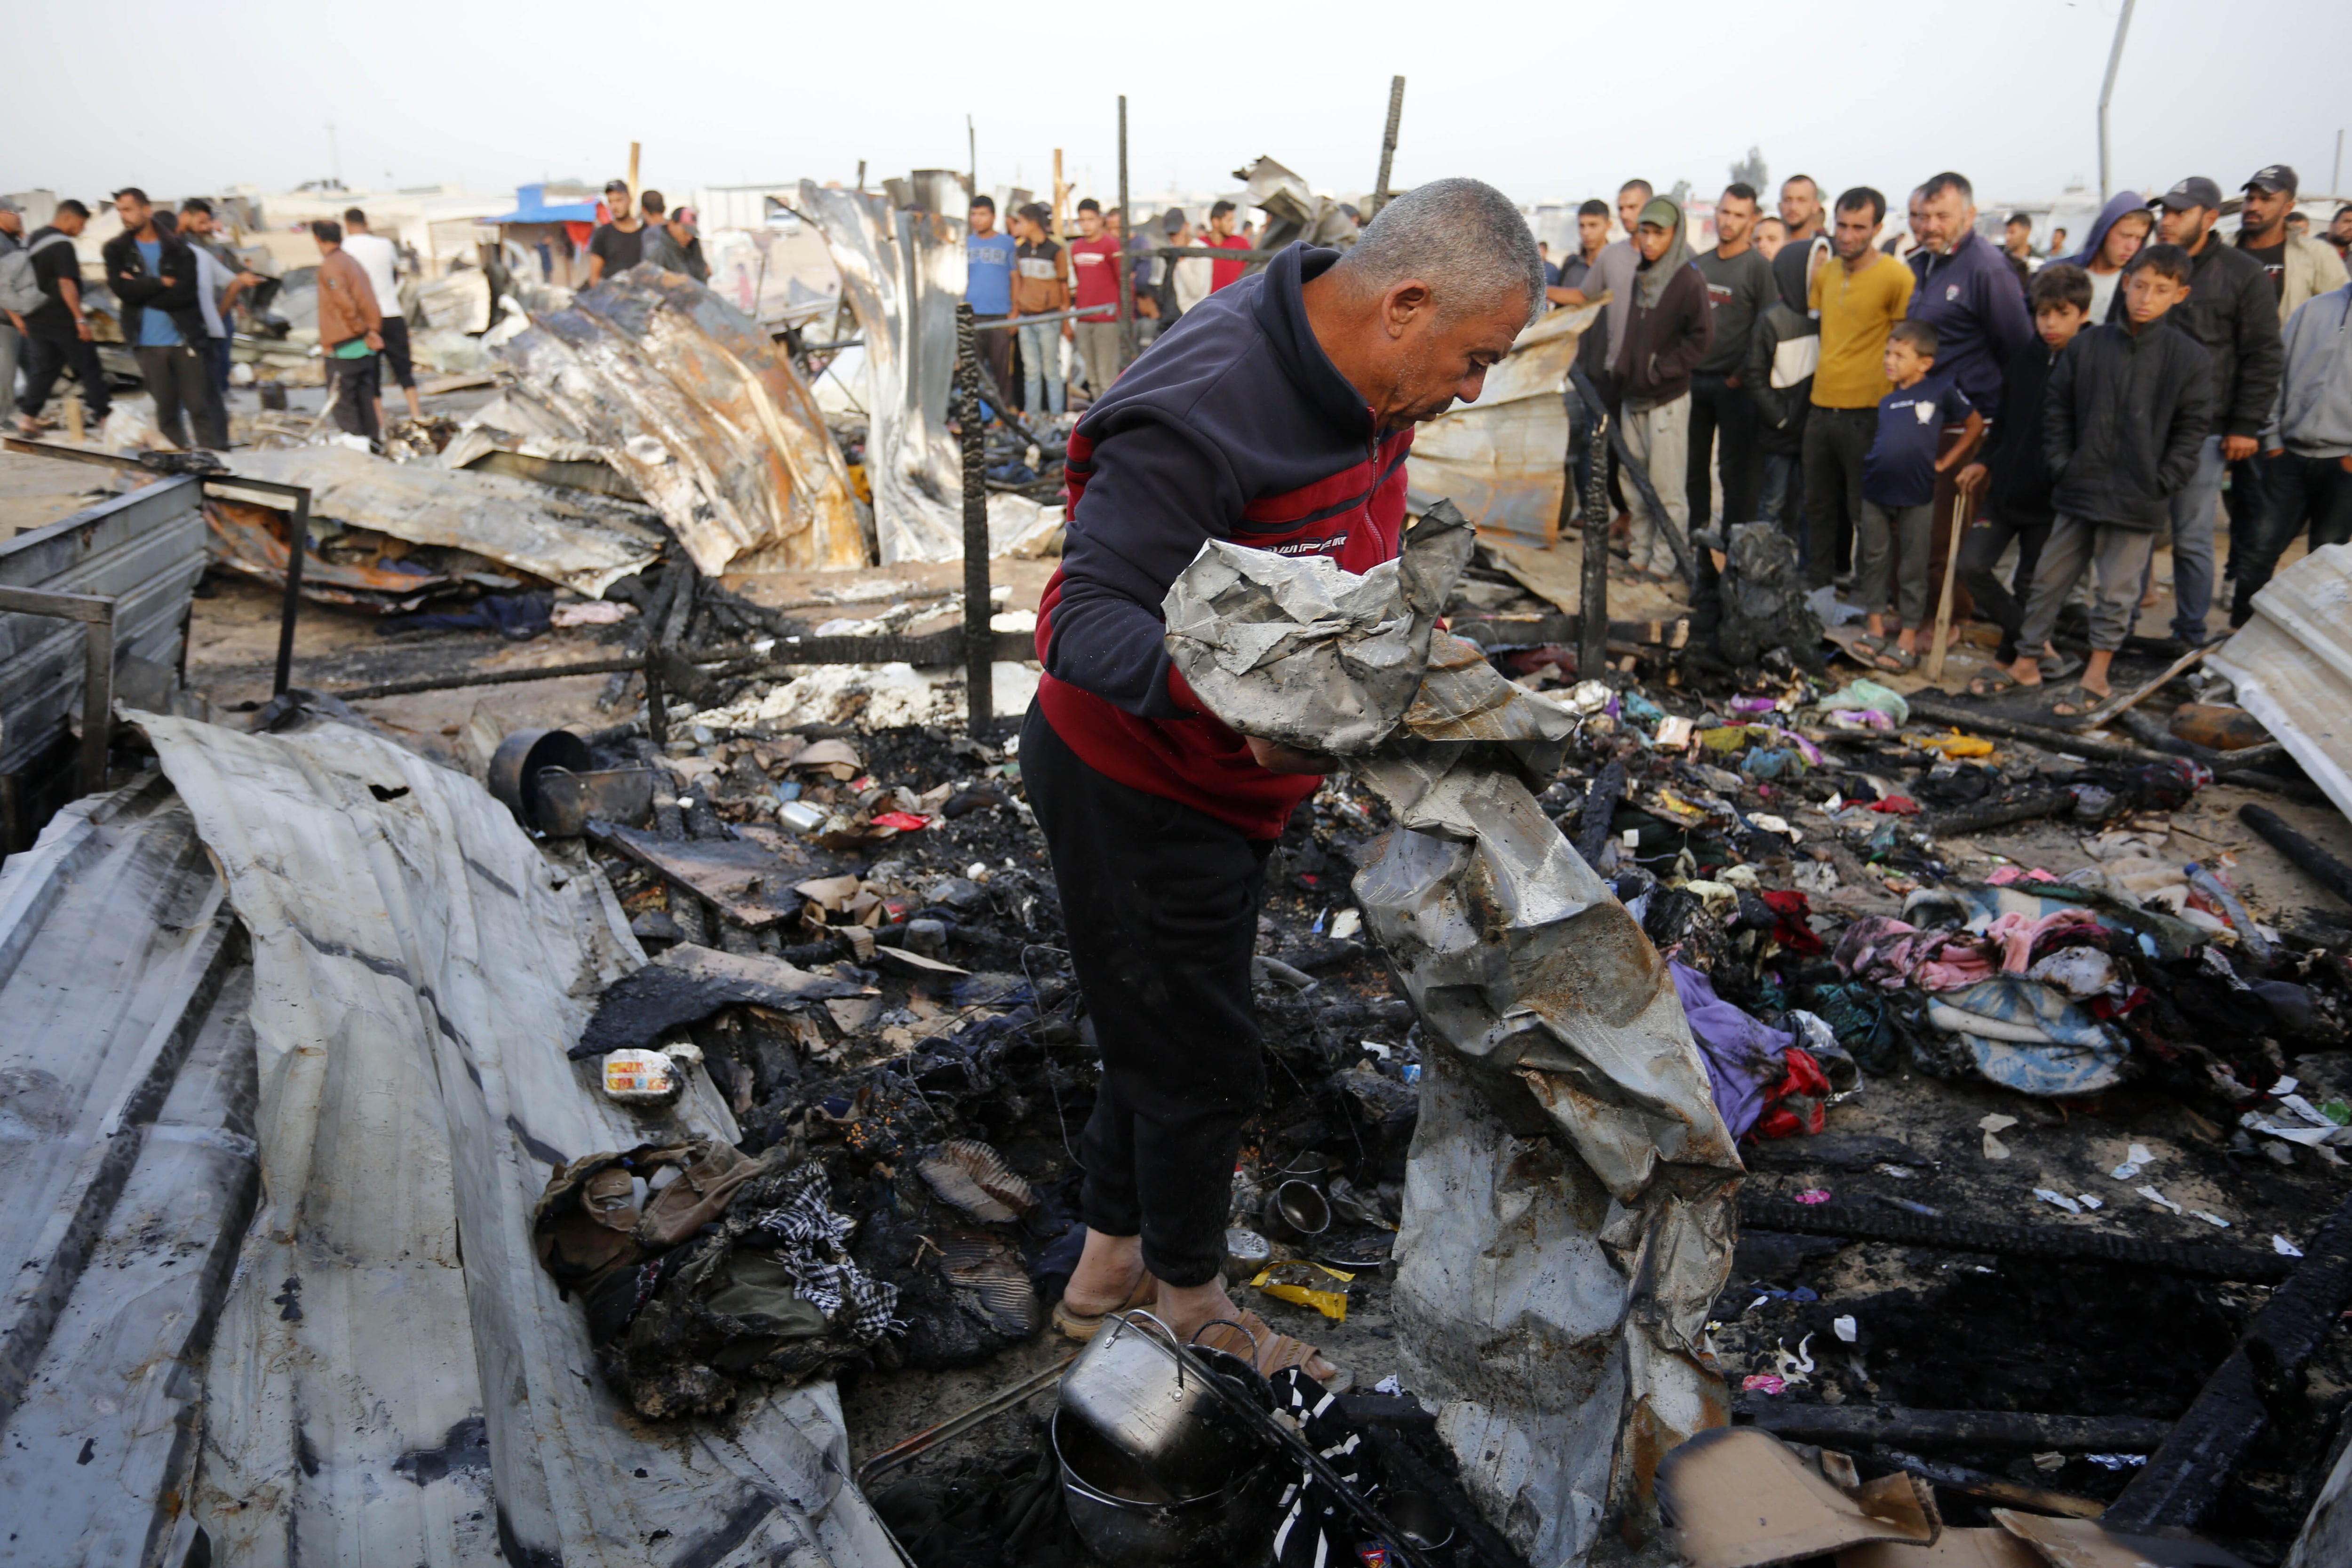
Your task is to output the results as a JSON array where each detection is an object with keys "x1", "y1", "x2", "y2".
[
  {"x1": 17, "y1": 332, "x2": 113, "y2": 421},
  {"x1": 2233, "y1": 452, "x2": 2352, "y2": 624},
  {"x1": 1803, "y1": 406, "x2": 1877, "y2": 588},
  {"x1": 1021, "y1": 703, "x2": 1271, "y2": 1287},
  {"x1": 326, "y1": 352, "x2": 382, "y2": 442},
  {"x1": 1955, "y1": 507, "x2": 2052, "y2": 662},
  {"x1": 1687, "y1": 372, "x2": 1761, "y2": 526},
  {"x1": 134, "y1": 343, "x2": 226, "y2": 450}
]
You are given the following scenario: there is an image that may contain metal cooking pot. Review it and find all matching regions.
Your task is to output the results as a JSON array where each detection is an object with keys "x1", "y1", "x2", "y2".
[
  {"x1": 487, "y1": 728, "x2": 594, "y2": 833},
  {"x1": 1260, "y1": 1179, "x2": 1331, "y2": 1243},
  {"x1": 1052, "y1": 1405, "x2": 1279, "y2": 1567},
  {"x1": 1058, "y1": 1311, "x2": 1270, "y2": 1501}
]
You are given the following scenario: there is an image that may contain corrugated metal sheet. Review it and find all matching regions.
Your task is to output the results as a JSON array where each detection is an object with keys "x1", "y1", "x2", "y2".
[
  {"x1": 2208, "y1": 540, "x2": 2352, "y2": 820},
  {"x1": 0, "y1": 721, "x2": 904, "y2": 1568},
  {"x1": 1404, "y1": 301, "x2": 1598, "y2": 546},
  {"x1": 0, "y1": 475, "x2": 206, "y2": 775},
  {"x1": 499, "y1": 266, "x2": 871, "y2": 575},
  {"x1": 221, "y1": 446, "x2": 667, "y2": 597}
]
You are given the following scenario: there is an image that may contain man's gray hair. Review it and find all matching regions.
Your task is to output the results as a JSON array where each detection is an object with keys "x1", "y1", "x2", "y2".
[{"x1": 1338, "y1": 177, "x2": 1544, "y2": 328}]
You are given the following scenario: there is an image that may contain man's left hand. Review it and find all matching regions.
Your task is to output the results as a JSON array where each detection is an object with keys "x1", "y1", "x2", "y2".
[
  {"x1": 2223, "y1": 434, "x2": 2259, "y2": 462},
  {"x1": 1245, "y1": 735, "x2": 1337, "y2": 775}
]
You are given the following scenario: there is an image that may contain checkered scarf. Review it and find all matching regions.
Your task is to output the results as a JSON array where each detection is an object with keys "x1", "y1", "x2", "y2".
[{"x1": 750, "y1": 1169, "x2": 903, "y2": 1344}]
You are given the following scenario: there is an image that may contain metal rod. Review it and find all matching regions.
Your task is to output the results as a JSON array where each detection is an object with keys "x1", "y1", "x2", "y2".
[
  {"x1": 956, "y1": 303, "x2": 993, "y2": 738},
  {"x1": 1572, "y1": 373, "x2": 1610, "y2": 679},
  {"x1": 970, "y1": 304, "x2": 1115, "y2": 331},
  {"x1": 1117, "y1": 95, "x2": 1136, "y2": 368},
  {"x1": 274, "y1": 486, "x2": 309, "y2": 696},
  {"x1": 853, "y1": 1351, "x2": 1077, "y2": 1492},
  {"x1": 2097, "y1": 0, "x2": 2138, "y2": 202},
  {"x1": 1372, "y1": 75, "x2": 1406, "y2": 216},
  {"x1": 80, "y1": 605, "x2": 115, "y2": 795},
  {"x1": 1742, "y1": 1402, "x2": 2172, "y2": 1454}
]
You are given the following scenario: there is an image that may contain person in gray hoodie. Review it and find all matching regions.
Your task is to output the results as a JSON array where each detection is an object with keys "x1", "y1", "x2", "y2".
[{"x1": 2232, "y1": 281, "x2": 2352, "y2": 621}]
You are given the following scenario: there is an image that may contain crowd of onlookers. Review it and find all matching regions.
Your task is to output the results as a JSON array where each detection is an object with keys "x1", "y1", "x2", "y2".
[
  {"x1": 3, "y1": 191, "x2": 431, "y2": 448},
  {"x1": 1532, "y1": 165, "x2": 2349, "y2": 707}
]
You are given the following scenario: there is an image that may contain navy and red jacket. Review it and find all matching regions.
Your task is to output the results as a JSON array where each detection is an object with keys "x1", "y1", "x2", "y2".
[{"x1": 1035, "y1": 243, "x2": 1411, "y2": 840}]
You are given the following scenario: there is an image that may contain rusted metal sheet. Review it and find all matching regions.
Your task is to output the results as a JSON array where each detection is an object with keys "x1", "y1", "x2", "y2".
[
  {"x1": 2209, "y1": 541, "x2": 2352, "y2": 820},
  {"x1": 500, "y1": 266, "x2": 871, "y2": 575},
  {"x1": 221, "y1": 446, "x2": 666, "y2": 597},
  {"x1": 0, "y1": 474, "x2": 205, "y2": 776},
  {"x1": 1405, "y1": 300, "x2": 1599, "y2": 546},
  {"x1": 203, "y1": 497, "x2": 450, "y2": 611}
]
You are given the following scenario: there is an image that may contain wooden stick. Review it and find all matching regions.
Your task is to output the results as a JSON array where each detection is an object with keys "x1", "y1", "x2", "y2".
[
  {"x1": 2066, "y1": 642, "x2": 2209, "y2": 731},
  {"x1": 627, "y1": 142, "x2": 641, "y2": 201},
  {"x1": 1925, "y1": 492, "x2": 1967, "y2": 683}
]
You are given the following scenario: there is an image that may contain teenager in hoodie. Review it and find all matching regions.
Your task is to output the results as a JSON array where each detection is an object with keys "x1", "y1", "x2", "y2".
[
  {"x1": 2061, "y1": 191, "x2": 2153, "y2": 326},
  {"x1": 1613, "y1": 196, "x2": 1713, "y2": 578}
]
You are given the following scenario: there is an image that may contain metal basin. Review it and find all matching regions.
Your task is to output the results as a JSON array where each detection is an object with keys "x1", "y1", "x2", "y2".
[
  {"x1": 535, "y1": 765, "x2": 656, "y2": 836},
  {"x1": 1261, "y1": 1179, "x2": 1331, "y2": 1243},
  {"x1": 1052, "y1": 1406, "x2": 1278, "y2": 1568}
]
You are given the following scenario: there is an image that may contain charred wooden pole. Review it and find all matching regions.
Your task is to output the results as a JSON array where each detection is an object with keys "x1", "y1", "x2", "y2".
[
  {"x1": 1117, "y1": 95, "x2": 1136, "y2": 368},
  {"x1": 2241, "y1": 803, "x2": 2352, "y2": 909},
  {"x1": 1371, "y1": 76, "x2": 1406, "y2": 217},
  {"x1": 1572, "y1": 367, "x2": 1611, "y2": 681},
  {"x1": 956, "y1": 303, "x2": 993, "y2": 736},
  {"x1": 273, "y1": 486, "x2": 310, "y2": 697}
]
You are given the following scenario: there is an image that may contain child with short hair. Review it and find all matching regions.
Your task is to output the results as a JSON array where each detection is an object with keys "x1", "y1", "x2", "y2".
[
  {"x1": 1856, "y1": 318, "x2": 1983, "y2": 670},
  {"x1": 1957, "y1": 263, "x2": 2095, "y2": 693},
  {"x1": 2002, "y1": 244, "x2": 2213, "y2": 713}
]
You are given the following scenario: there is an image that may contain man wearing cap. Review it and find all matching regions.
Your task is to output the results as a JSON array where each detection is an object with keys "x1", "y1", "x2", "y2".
[
  {"x1": 2239, "y1": 166, "x2": 2348, "y2": 323},
  {"x1": 2147, "y1": 176, "x2": 2284, "y2": 649},
  {"x1": 585, "y1": 180, "x2": 646, "y2": 285}
]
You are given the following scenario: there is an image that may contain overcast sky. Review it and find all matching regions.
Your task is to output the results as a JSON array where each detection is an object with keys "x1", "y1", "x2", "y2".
[{"x1": 9, "y1": 0, "x2": 2347, "y2": 215}]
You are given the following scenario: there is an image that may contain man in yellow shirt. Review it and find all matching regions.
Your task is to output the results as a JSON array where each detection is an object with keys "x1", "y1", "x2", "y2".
[{"x1": 1804, "y1": 187, "x2": 1916, "y2": 589}]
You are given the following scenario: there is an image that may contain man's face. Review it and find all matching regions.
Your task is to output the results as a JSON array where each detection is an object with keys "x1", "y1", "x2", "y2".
[
  {"x1": 1210, "y1": 209, "x2": 1237, "y2": 237},
  {"x1": 1078, "y1": 209, "x2": 1103, "y2": 238},
  {"x1": 1716, "y1": 193, "x2": 1756, "y2": 246},
  {"x1": 1753, "y1": 218, "x2": 1788, "y2": 261},
  {"x1": 1915, "y1": 186, "x2": 1972, "y2": 254},
  {"x1": 1780, "y1": 179, "x2": 1820, "y2": 232},
  {"x1": 116, "y1": 195, "x2": 152, "y2": 233},
  {"x1": 607, "y1": 189, "x2": 632, "y2": 222},
  {"x1": 1832, "y1": 203, "x2": 1880, "y2": 263},
  {"x1": 1906, "y1": 191, "x2": 1929, "y2": 248},
  {"x1": 2240, "y1": 186, "x2": 2293, "y2": 236},
  {"x1": 2124, "y1": 267, "x2": 2189, "y2": 324},
  {"x1": 2006, "y1": 219, "x2": 2032, "y2": 253},
  {"x1": 2331, "y1": 211, "x2": 2352, "y2": 247},
  {"x1": 1578, "y1": 212, "x2": 1608, "y2": 254},
  {"x1": 182, "y1": 209, "x2": 214, "y2": 239},
  {"x1": 2036, "y1": 302, "x2": 2089, "y2": 350},
  {"x1": 2158, "y1": 204, "x2": 2213, "y2": 249},
  {"x1": 1618, "y1": 188, "x2": 1648, "y2": 235},
  {"x1": 2102, "y1": 211, "x2": 2152, "y2": 270},
  {"x1": 1375, "y1": 287, "x2": 1531, "y2": 425},
  {"x1": 1635, "y1": 221, "x2": 1674, "y2": 263},
  {"x1": 969, "y1": 204, "x2": 995, "y2": 235},
  {"x1": 0, "y1": 209, "x2": 20, "y2": 237}
]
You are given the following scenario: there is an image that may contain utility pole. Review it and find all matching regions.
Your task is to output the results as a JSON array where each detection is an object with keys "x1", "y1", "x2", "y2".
[
  {"x1": 2334, "y1": 129, "x2": 2344, "y2": 199},
  {"x1": 1052, "y1": 149, "x2": 1069, "y2": 239},
  {"x1": 1118, "y1": 95, "x2": 1136, "y2": 366},
  {"x1": 628, "y1": 141, "x2": 641, "y2": 202},
  {"x1": 968, "y1": 114, "x2": 977, "y2": 201},
  {"x1": 2097, "y1": 0, "x2": 2137, "y2": 203},
  {"x1": 1372, "y1": 76, "x2": 1406, "y2": 217}
]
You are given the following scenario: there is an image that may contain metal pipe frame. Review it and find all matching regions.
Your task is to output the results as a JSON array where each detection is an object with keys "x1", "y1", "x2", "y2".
[{"x1": 0, "y1": 585, "x2": 117, "y2": 796}]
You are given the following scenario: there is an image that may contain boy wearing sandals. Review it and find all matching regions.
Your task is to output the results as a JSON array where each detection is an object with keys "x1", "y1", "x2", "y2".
[
  {"x1": 1956, "y1": 264, "x2": 2095, "y2": 692},
  {"x1": 1854, "y1": 320, "x2": 1983, "y2": 671},
  {"x1": 1999, "y1": 244, "x2": 2213, "y2": 712}
]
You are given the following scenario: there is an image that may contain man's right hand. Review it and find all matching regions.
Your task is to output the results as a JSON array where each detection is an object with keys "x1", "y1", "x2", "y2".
[
  {"x1": 1245, "y1": 734, "x2": 1337, "y2": 775},
  {"x1": 1955, "y1": 462, "x2": 1988, "y2": 496},
  {"x1": 74, "y1": 319, "x2": 92, "y2": 342}
]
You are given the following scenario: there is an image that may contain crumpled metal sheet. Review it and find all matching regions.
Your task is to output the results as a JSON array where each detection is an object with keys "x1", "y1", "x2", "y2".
[
  {"x1": 1404, "y1": 301, "x2": 1599, "y2": 545},
  {"x1": 130, "y1": 712, "x2": 904, "y2": 1568},
  {"x1": 2208, "y1": 540, "x2": 2352, "y2": 820},
  {"x1": 499, "y1": 265, "x2": 872, "y2": 575},
  {"x1": 222, "y1": 445, "x2": 666, "y2": 596},
  {"x1": 799, "y1": 183, "x2": 965, "y2": 565},
  {"x1": 1160, "y1": 501, "x2": 1740, "y2": 1564},
  {"x1": 204, "y1": 495, "x2": 453, "y2": 610}
]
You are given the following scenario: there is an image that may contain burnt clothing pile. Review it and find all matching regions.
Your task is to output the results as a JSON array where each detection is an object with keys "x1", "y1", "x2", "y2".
[{"x1": 531, "y1": 1138, "x2": 903, "y2": 1417}]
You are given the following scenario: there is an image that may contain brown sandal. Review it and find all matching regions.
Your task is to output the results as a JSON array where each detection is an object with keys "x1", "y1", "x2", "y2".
[
  {"x1": 1192, "y1": 1309, "x2": 1353, "y2": 1393},
  {"x1": 1051, "y1": 1270, "x2": 1158, "y2": 1342}
]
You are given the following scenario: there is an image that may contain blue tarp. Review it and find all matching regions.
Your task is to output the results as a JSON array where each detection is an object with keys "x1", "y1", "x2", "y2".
[{"x1": 487, "y1": 182, "x2": 600, "y2": 224}]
